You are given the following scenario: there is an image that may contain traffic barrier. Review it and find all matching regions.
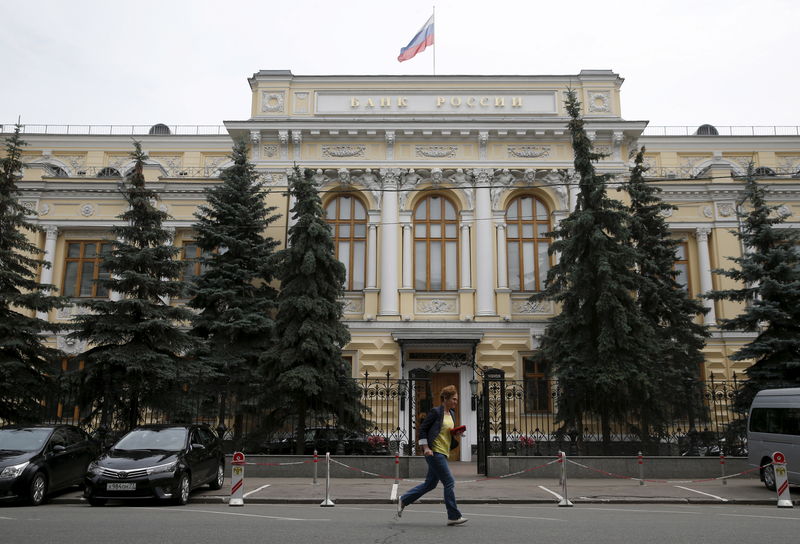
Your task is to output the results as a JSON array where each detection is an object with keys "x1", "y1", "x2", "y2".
[
  {"x1": 772, "y1": 451, "x2": 793, "y2": 508},
  {"x1": 566, "y1": 457, "x2": 766, "y2": 485},
  {"x1": 320, "y1": 452, "x2": 335, "y2": 507},
  {"x1": 720, "y1": 454, "x2": 727, "y2": 485},
  {"x1": 230, "y1": 451, "x2": 246, "y2": 507},
  {"x1": 390, "y1": 448, "x2": 400, "y2": 501}
]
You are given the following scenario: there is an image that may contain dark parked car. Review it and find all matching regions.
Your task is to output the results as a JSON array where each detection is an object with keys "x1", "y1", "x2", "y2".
[
  {"x1": 0, "y1": 425, "x2": 99, "y2": 506},
  {"x1": 84, "y1": 424, "x2": 224, "y2": 506},
  {"x1": 266, "y1": 427, "x2": 389, "y2": 455}
]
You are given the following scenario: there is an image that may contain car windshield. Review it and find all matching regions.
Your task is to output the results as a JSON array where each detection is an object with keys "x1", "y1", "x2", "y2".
[
  {"x1": 113, "y1": 428, "x2": 188, "y2": 451},
  {"x1": 0, "y1": 428, "x2": 52, "y2": 452}
]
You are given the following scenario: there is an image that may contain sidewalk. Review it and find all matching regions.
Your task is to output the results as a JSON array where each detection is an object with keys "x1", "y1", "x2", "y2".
[{"x1": 49, "y1": 466, "x2": 794, "y2": 506}]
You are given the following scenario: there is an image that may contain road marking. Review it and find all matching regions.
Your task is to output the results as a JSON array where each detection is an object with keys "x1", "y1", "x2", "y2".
[
  {"x1": 580, "y1": 507, "x2": 703, "y2": 515},
  {"x1": 142, "y1": 507, "x2": 329, "y2": 522},
  {"x1": 721, "y1": 513, "x2": 800, "y2": 521},
  {"x1": 243, "y1": 484, "x2": 271, "y2": 498},
  {"x1": 674, "y1": 485, "x2": 728, "y2": 502},
  {"x1": 538, "y1": 485, "x2": 563, "y2": 501},
  {"x1": 0, "y1": 516, "x2": 15, "y2": 520}
]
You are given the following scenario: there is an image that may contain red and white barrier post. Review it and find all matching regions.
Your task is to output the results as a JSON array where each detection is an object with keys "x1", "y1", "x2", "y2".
[
  {"x1": 772, "y1": 451, "x2": 793, "y2": 508},
  {"x1": 720, "y1": 453, "x2": 727, "y2": 485},
  {"x1": 390, "y1": 448, "x2": 400, "y2": 501},
  {"x1": 638, "y1": 452, "x2": 644, "y2": 486},
  {"x1": 558, "y1": 451, "x2": 573, "y2": 507},
  {"x1": 313, "y1": 449, "x2": 319, "y2": 485},
  {"x1": 229, "y1": 451, "x2": 246, "y2": 507}
]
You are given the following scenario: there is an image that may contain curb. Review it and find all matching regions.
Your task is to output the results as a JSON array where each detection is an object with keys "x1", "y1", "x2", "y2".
[{"x1": 48, "y1": 495, "x2": 791, "y2": 506}]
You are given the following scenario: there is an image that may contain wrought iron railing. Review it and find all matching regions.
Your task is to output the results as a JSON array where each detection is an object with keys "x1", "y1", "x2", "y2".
[{"x1": 13, "y1": 372, "x2": 759, "y2": 456}]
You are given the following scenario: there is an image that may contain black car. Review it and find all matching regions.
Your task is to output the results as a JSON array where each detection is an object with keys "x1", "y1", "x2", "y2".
[
  {"x1": 84, "y1": 424, "x2": 224, "y2": 506},
  {"x1": 0, "y1": 425, "x2": 99, "y2": 506}
]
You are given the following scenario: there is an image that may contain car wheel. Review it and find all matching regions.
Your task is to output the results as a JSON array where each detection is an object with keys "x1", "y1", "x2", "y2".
[
  {"x1": 28, "y1": 472, "x2": 48, "y2": 506},
  {"x1": 208, "y1": 462, "x2": 224, "y2": 490},
  {"x1": 87, "y1": 496, "x2": 107, "y2": 507},
  {"x1": 762, "y1": 463, "x2": 777, "y2": 491},
  {"x1": 173, "y1": 473, "x2": 191, "y2": 505}
]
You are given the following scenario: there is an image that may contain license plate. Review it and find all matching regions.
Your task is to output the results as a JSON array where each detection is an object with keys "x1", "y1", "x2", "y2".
[{"x1": 106, "y1": 483, "x2": 136, "y2": 491}]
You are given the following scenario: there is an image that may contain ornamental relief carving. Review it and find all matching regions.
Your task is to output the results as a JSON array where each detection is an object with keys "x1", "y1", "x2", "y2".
[
  {"x1": 507, "y1": 145, "x2": 551, "y2": 159},
  {"x1": 415, "y1": 145, "x2": 457, "y2": 158},
  {"x1": 80, "y1": 203, "x2": 95, "y2": 217},
  {"x1": 263, "y1": 145, "x2": 279, "y2": 158},
  {"x1": 261, "y1": 92, "x2": 285, "y2": 113},
  {"x1": 56, "y1": 335, "x2": 87, "y2": 355},
  {"x1": 322, "y1": 145, "x2": 366, "y2": 158},
  {"x1": 341, "y1": 296, "x2": 365, "y2": 314},
  {"x1": 416, "y1": 298, "x2": 458, "y2": 314},
  {"x1": 716, "y1": 202, "x2": 736, "y2": 218},
  {"x1": 56, "y1": 154, "x2": 86, "y2": 173},
  {"x1": 511, "y1": 299, "x2": 552, "y2": 314},
  {"x1": 588, "y1": 92, "x2": 610, "y2": 112},
  {"x1": 778, "y1": 155, "x2": 800, "y2": 171},
  {"x1": 777, "y1": 204, "x2": 793, "y2": 217}
]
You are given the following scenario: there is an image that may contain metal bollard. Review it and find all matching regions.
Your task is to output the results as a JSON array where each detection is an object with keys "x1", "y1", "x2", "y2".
[
  {"x1": 558, "y1": 451, "x2": 573, "y2": 507},
  {"x1": 313, "y1": 449, "x2": 319, "y2": 485},
  {"x1": 394, "y1": 450, "x2": 400, "y2": 484},
  {"x1": 772, "y1": 451, "x2": 793, "y2": 508},
  {"x1": 638, "y1": 452, "x2": 644, "y2": 485},
  {"x1": 320, "y1": 452, "x2": 335, "y2": 507},
  {"x1": 230, "y1": 451, "x2": 246, "y2": 507},
  {"x1": 720, "y1": 453, "x2": 727, "y2": 485}
]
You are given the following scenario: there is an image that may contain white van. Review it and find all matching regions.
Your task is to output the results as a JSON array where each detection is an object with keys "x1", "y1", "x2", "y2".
[{"x1": 747, "y1": 387, "x2": 800, "y2": 490}]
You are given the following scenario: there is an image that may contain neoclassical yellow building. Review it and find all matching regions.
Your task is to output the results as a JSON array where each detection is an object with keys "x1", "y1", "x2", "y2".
[{"x1": 6, "y1": 69, "x2": 800, "y2": 459}]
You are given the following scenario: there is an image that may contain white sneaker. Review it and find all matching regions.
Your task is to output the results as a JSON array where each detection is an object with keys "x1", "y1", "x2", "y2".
[{"x1": 447, "y1": 517, "x2": 468, "y2": 526}]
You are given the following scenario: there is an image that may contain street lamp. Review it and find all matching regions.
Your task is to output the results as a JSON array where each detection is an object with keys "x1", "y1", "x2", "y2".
[
  {"x1": 469, "y1": 378, "x2": 479, "y2": 411},
  {"x1": 398, "y1": 378, "x2": 408, "y2": 411}
]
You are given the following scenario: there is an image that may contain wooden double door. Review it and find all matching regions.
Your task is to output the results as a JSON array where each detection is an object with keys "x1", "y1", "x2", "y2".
[{"x1": 414, "y1": 372, "x2": 460, "y2": 459}]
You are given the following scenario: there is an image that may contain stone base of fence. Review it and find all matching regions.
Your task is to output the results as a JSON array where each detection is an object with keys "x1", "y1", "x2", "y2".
[
  {"x1": 487, "y1": 456, "x2": 756, "y2": 479},
  {"x1": 226, "y1": 455, "x2": 756, "y2": 480}
]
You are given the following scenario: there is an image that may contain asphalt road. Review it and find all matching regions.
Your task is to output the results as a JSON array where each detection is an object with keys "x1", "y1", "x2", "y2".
[{"x1": 2, "y1": 502, "x2": 800, "y2": 544}]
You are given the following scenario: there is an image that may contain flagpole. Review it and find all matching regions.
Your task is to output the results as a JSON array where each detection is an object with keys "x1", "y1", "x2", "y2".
[{"x1": 432, "y1": 5, "x2": 436, "y2": 76}]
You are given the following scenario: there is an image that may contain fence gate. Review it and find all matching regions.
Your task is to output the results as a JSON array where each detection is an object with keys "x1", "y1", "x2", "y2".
[{"x1": 476, "y1": 367, "x2": 506, "y2": 475}]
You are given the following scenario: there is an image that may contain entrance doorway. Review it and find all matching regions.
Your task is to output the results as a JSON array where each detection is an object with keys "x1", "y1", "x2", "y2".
[{"x1": 414, "y1": 372, "x2": 461, "y2": 459}]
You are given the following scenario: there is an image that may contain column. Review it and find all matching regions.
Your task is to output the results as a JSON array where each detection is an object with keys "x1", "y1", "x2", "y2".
[
  {"x1": 474, "y1": 169, "x2": 496, "y2": 316},
  {"x1": 460, "y1": 224, "x2": 472, "y2": 289},
  {"x1": 367, "y1": 223, "x2": 378, "y2": 289},
  {"x1": 379, "y1": 169, "x2": 400, "y2": 316},
  {"x1": 695, "y1": 227, "x2": 716, "y2": 325},
  {"x1": 36, "y1": 225, "x2": 59, "y2": 320},
  {"x1": 496, "y1": 222, "x2": 508, "y2": 289},
  {"x1": 402, "y1": 223, "x2": 412, "y2": 289}
]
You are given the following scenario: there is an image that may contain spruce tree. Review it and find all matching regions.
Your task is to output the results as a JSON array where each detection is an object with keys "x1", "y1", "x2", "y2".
[
  {"x1": 189, "y1": 140, "x2": 281, "y2": 435},
  {"x1": 706, "y1": 165, "x2": 800, "y2": 408},
  {"x1": 260, "y1": 167, "x2": 364, "y2": 454},
  {"x1": 624, "y1": 148, "x2": 709, "y2": 451},
  {"x1": 0, "y1": 124, "x2": 66, "y2": 423},
  {"x1": 532, "y1": 90, "x2": 658, "y2": 453},
  {"x1": 69, "y1": 141, "x2": 198, "y2": 435}
]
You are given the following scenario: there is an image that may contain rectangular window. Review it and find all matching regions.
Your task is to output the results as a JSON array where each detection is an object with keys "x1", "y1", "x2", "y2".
[
  {"x1": 63, "y1": 241, "x2": 112, "y2": 298},
  {"x1": 749, "y1": 407, "x2": 800, "y2": 435},
  {"x1": 674, "y1": 241, "x2": 690, "y2": 292},
  {"x1": 522, "y1": 355, "x2": 551, "y2": 413},
  {"x1": 181, "y1": 242, "x2": 211, "y2": 283}
]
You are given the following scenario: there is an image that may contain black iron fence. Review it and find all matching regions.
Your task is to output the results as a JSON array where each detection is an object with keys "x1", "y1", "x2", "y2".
[{"x1": 10, "y1": 372, "x2": 752, "y2": 457}]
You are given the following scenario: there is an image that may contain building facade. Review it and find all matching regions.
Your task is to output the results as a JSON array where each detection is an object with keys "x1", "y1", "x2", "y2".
[{"x1": 6, "y1": 70, "x2": 800, "y2": 459}]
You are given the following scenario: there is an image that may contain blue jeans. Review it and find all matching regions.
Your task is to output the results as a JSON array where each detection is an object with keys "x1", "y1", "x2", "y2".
[{"x1": 400, "y1": 452, "x2": 461, "y2": 520}]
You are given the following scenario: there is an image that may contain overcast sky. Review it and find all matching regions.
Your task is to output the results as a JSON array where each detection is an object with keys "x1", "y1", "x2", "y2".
[{"x1": 1, "y1": 0, "x2": 797, "y2": 129}]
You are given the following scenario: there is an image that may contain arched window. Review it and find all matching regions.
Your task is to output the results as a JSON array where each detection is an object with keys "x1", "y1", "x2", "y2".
[
  {"x1": 97, "y1": 167, "x2": 121, "y2": 178},
  {"x1": 506, "y1": 195, "x2": 551, "y2": 292},
  {"x1": 325, "y1": 194, "x2": 367, "y2": 291},
  {"x1": 414, "y1": 194, "x2": 459, "y2": 291}
]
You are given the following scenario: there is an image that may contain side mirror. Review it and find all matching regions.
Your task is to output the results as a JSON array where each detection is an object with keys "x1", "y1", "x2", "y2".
[
  {"x1": 191, "y1": 443, "x2": 205, "y2": 451},
  {"x1": 52, "y1": 444, "x2": 67, "y2": 454}
]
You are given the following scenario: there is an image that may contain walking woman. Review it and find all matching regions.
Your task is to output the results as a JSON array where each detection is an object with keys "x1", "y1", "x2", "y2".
[{"x1": 398, "y1": 385, "x2": 468, "y2": 526}]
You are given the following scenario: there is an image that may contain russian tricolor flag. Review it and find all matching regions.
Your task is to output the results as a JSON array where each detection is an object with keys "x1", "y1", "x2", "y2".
[{"x1": 397, "y1": 15, "x2": 434, "y2": 62}]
